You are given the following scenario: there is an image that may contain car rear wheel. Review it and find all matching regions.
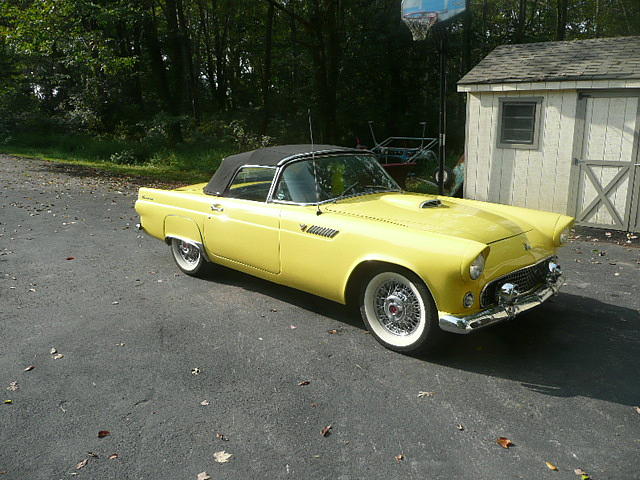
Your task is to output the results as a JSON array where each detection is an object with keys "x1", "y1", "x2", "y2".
[
  {"x1": 360, "y1": 268, "x2": 443, "y2": 354},
  {"x1": 170, "y1": 238, "x2": 207, "y2": 276}
]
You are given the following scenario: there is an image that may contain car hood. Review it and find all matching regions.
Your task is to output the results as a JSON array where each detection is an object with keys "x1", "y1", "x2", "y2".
[{"x1": 322, "y1": 193, "x2": 531, "y2": 244}]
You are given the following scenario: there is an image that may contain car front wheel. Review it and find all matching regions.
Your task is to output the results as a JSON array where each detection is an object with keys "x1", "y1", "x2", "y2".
[
  {"x1": 170, "y1": 238, "x2": 207, "y2": 276},
  {"x1": 360, "y1": 269, "x2": 443, "y2": 354}
]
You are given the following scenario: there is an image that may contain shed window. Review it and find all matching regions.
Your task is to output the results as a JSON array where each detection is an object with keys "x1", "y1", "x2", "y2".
[{"x1": 497, "y1": 98, "x2": 543, "y2": 149}]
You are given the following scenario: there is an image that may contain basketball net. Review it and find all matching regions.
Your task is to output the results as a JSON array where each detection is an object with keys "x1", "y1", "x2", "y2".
[{"x1": 402, "y1": 12, "x2": 438, "y2": 41}]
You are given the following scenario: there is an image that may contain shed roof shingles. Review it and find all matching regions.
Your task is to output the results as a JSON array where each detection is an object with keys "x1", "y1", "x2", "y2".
[{"x1": 458, "y1": 36, "x2": 640, "y2": 85}]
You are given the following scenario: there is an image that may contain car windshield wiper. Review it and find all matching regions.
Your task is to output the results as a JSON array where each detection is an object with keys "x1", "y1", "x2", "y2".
[
  {"x1": 362, "y1": 185, "x2": 400, "y2": 193},
  {"x1": 324, "y1": 184, "x2": 399, "y2": 205},
  {"x1": 328, "y1": 182, "x2": 360, "y2": 204}
]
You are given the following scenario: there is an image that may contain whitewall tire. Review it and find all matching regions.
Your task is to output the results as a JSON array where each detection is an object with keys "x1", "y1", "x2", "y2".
[
  {"x1": 360, "y1": 269, "x2": 443, "y2": 354},
  {"x1": 170, "y1": 238, "x2": 207, "y2": 276}
]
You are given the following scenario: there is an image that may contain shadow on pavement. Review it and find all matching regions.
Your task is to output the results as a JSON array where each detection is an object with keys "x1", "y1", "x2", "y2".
[
  {"x1": 429, "y1": 292, "x2": 640, "y2": 406},
  {"x1": 196, "y1": 262, "x2": 639, "y2": 407},
  {"x1": 200, "y1": 263, "x2": 363, "y2": 329}
]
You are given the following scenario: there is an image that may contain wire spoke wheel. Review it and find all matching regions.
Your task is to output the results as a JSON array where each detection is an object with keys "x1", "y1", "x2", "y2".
[
  {"x1": 360, "y1": 269, "x2": 442, "y2": 353},
  {"x1": 373, "y1": 280, "x2": 422, "y2": 336},
  {"x1": 170, "y1": 238, "x2": 205, "y2": 275}
]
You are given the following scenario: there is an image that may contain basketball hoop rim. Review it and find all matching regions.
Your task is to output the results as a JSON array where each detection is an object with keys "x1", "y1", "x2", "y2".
[{"x1": 403, "y1": 11, "x2": 438, "y2": 20}]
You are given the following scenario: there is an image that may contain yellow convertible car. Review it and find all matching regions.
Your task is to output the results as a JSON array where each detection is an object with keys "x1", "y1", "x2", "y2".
[{"x1": 135, "y1": 145, "x2": 573, "y2": 353}]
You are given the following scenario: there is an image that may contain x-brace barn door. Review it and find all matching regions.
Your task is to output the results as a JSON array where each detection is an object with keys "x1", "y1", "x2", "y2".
[{"x1": 574, "y1": 94, "x2": 639, "y2": 231}]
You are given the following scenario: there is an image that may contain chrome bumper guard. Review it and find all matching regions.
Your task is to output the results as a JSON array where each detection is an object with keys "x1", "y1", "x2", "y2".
[{"x1": 439, "y1": 274, "x2": 564, "y2": 334}]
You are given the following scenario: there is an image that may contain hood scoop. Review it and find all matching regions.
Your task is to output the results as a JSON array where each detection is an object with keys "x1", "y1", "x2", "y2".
[{"x1": 420, "y1": 199, "x2": 443, "y2": 208}]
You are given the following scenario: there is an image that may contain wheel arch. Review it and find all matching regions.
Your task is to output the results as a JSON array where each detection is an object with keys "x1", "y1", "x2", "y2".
[
  {"x1": 343, "y1": 259, "x2": 438, "y2": 311},
  {"x1": 163, "y1": 215, "x2": 204, "y2": 245}
]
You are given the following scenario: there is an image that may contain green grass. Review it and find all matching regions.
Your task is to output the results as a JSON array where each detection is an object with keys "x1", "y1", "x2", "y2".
[{"x1": 1, "y1": 132, "x2": 235, "y2": 184}]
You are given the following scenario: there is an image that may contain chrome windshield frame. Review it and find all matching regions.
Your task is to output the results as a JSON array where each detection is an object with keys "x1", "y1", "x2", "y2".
[{"x1": 266, "y1": 153, "x2": 402, "y2": 206}]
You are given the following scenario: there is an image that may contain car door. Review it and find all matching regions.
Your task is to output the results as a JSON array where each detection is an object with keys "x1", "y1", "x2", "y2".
[
  {"x1": 203, "y1": 166, "x2": 281, "y2": 274},
  {"x1": 270, "y1": 158, "x2": 353, "y2": 302}
]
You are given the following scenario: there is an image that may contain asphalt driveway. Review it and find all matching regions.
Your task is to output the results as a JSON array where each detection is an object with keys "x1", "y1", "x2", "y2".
[{"x1": 1, "y1": 155, "x2": 639, "y2": 480}]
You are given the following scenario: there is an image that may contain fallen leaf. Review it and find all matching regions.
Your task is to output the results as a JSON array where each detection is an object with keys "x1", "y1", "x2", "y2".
[
  {"x1": 3, "y1": 400, "x2": 12, "y2": 405},
  {"x1": 87, "y1": 452, "x2": 99, "y2": 458},
  {"x1": 191, "y1": 368, "x2": 200, "y2": 376},
  {"x1": 66, "y1": 257, "x2": 75, "y2": 261},
  {"x1": 200, "y1": 400, "x2": 210, "y2": 406},
  {"x1": 108, "y1": 454, "x2": 118, "y2": 460},
  {"x1": 52, "y1": 353, "x2": 64, "y2": 360},
  {"x1": 7, "y1": 382, "x2": 18, "y2": 392},
  {"x1": 98, "y1": 430, "x2": 110, "y2": 438},
  {"x1": 634, "y1": 406, "x2": 640, "y2": 414},
  {"x1": 394, "y1": 454, "x2": 405, "y2": 463},
  {"x1": 496, "y1": 437, "x2": 513, "y2": 449},
  {"x1": 546, "y1": 461, "x2": 558, "y2": 471},
  {"x1": 23, "y1": 365, "x2": 35, "y2": 372},
  {"x1": 215, "y1": 433, "x2": 228, "y2": 441},
  {"x1": 417, "y1": 391, "x2": 435, "y2": 398},
  {"x1": 213, "y1": 451, "x2": 232, "y2": 463},
  {"x1": 574, "y1": 468, "x2": 590, "y2": 479},
  {"x1": 50, "y1": 347, "x2": 57, "y2": 355},
  {"x1": 298, "y1": 381, "x2": 310, "y2": 386},
  {"x1": 197, "y1": 473, "x2": 211, "y2": 480},
  {"x1": 456, "y1": 423, "x2": 464, "y2": 431},
  {"x1": 321, "y1": 425, "x2": 332, "y2": 437},
  {"x1": 75, "y1": 459, "x2": 88, "y2": 470}
]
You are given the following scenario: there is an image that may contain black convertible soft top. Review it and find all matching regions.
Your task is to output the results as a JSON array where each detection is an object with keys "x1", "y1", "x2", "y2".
[{"x1": 203, "y1": 144, "x2": 363, "y2": 196}]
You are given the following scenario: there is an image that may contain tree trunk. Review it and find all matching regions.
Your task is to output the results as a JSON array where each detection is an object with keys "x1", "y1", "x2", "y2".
[
  {"x1": 164, "y1": 0, "x2": 185, "y2": 114},
  {"x1": 176, "y1": 0, "x2": 200, "y2": 122},
  {"x1": 142, "y1": 0, "x2": 182, "y2": 144},
  {"x1": 514, "y1": 0, "x2": 527, "y2": 43},
  {"x1": 261, "y1": 2, "x2": 275, "y2": 135},
  {"x1": 556, "y1": 0, "x2": 568, "y2": 40}
]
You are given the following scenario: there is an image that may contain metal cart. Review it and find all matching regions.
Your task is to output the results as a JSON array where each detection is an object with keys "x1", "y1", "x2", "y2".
[{"x1": 366, "y1": 121, "x2": 448, "y2": 188}]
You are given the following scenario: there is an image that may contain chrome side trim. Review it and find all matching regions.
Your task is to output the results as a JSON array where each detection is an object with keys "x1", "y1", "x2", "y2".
[{"x1": 438, "y1": 274, "x2": 563, "y2": 334}]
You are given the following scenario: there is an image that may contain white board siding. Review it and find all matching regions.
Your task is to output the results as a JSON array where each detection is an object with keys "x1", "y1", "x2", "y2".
[
  {"x1": 464, "y1": 90, "x2": 577, "y2": 213},
  {"x1": 464, "y1": 93, "x2": 481, "y2": 199}
]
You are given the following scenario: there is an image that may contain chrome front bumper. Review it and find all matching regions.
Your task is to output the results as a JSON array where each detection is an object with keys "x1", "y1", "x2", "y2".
[{"x1": 438, "y1": 275, "x2": 563, "y2": 334}]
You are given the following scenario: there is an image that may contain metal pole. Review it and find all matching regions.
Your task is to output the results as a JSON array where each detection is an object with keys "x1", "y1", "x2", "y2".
[{"x1": 438, "y1": 30, "x2": 447, "y2": 195}]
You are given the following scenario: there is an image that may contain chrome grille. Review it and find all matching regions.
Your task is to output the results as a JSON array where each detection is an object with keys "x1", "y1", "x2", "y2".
[{"x1": 481, "y1": 259, "x2": 550, "y2": 307}]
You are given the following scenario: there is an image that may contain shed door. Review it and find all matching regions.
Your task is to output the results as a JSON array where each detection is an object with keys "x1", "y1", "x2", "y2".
[{"x1": 574, "y1": 94, "x2": 640, "y2": 231}]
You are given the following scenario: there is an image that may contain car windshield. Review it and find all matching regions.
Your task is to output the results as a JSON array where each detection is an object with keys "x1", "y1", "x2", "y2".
[{"x1": 273, "y1": 154, "x2": 400, "y2": 204}]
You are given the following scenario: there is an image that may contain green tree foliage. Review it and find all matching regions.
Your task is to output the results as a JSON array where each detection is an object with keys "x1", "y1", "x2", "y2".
[{"x1": 0, "y1": 0, "x2": 638, "y2": 150}]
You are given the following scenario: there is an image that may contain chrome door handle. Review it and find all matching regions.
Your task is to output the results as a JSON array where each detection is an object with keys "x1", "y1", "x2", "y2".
[{"x1": 211, "y1": 204, "x2": 224, "y2": 212}]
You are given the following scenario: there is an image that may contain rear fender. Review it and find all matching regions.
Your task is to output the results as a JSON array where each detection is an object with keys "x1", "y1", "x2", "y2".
[{"x1": 164, "y1": 215, "x2": 204, "y2": 245}]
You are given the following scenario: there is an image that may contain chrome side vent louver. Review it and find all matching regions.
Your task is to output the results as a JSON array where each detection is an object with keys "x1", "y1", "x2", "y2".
[
  {"x1": 420, "y1": 199, "x2": 442, "y2": 208},
  {"x1": 304, "y1": 225, "x2": 340, "y2": 238}
]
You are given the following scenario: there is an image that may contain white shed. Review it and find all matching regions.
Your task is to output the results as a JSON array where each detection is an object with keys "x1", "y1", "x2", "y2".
[{"x1": 458, "y1": 36, "x2": 640, "y2": 232}]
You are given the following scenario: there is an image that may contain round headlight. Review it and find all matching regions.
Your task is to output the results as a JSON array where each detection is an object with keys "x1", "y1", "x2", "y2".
[
  {"x1": 469, "y1": 254, "x2": 485, "y2": 280},
  {"x1": 559, "y1": 228, "x2": 570, "y2": 244}
]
